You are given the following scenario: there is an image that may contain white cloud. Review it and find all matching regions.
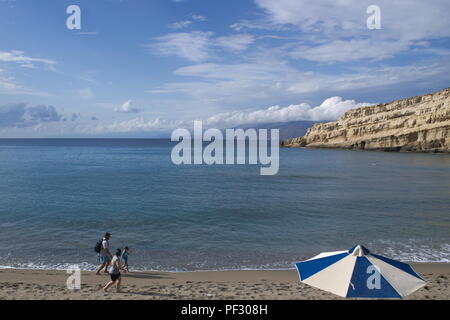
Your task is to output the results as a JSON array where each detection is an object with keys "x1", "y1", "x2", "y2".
[
  {"x1": 0, "y1": 50, "x2": 56, "y2": 68},
  {"x1": 77, "y1": 71, "x2": 98, "y2": 84},
  {"x1": 255, "y1": 0, "x2": 450, "y2": 38},
  {"x1": 167, "y1": 20, "x2": 192, "y2": 30},
  {"x1": 26, "y1": 94, "x2": 369, "y2": 136},
  {"x1": 150, "y1": 32, "x2": 256, "y2": 62},
  {"x1": 191, "y1": 14, "x2": 207, "y2": 22},
  {"x1": 0, "y1": 74, "x2": 52, "y2": 97},
  {"x1": 147, "y1": 59, "x2": 300, "y2": 114},
  {"x1": 253, "y1": 0, "x2": 450, "y2": 61},
  {"x1": 0, "y1": 76, "x2": 20, "y2": 91},
  {"x1": 203, "y1": 97, "x2": 371, "y2": 127},
  {"x1": 166, "y1": 14, "x2": 207, "y2": 31},
  {"x1": 57, "y1": 95, "x2": 371, "y2": 135},
  {"x1": 290, "y1": 39, "x2": 414, "y2": 63},
  {"x1": 88, "y1": 117, "x2": 182, "y2": 133},
  {"x1": 150, "y1": 31, "x2": 213, "y2": 62},
  {"x1": 286, "y1": 62, "x2": 447, "y2": 94},
  {"x1": 114, "y1": 100, "x2": 140, "y2": 113},
  {"x1": 20, "y1": 63, "x2": 36, "y2": 69},
  {"x1": 151, "y1": 54, "x2": 449, "y2": 106},
  {"x1": 215, "y1": 34, "x2": 255, "y2": 52}
]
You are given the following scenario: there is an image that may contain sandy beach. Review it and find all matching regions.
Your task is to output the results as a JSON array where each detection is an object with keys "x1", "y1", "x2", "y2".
[{"x1": 0, "y1": 263, "x2": 448, "y2": 300}]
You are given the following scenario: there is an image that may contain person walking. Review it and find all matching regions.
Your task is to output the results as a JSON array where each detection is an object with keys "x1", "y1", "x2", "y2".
[
  {"x1": 102, "y1": 249, "x2": 125, "y2": 293},
  {"x1": 121, "y1": 246, "x2": 130, "y2": 272},
  {"x1": 95, "y1": 232, "x2": 112, "y2": 275}
]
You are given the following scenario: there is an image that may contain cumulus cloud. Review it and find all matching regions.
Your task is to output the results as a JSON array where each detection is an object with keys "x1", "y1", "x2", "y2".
[
  {"x1": 114, "y1": 100, "x2": 140, "y2": 113},
  {"x1": 0, "y1": 103, "x2": 63, "y2": 128},
  {"x1": 26, "y1": 105, "x2": 63, "y2": 123},
  {"x1": 3, "y1": 92, "x2": 377, "y2": 137},
  {"x1": 203, "y1": 97, "x2": 372, "y2": 127},
  {"x1": 78, "y1": 96, "x2": 370, "y2": 135}
]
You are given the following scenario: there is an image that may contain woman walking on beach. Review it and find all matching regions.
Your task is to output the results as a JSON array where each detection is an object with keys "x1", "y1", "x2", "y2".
[{"x1": 102, "y1": 249, "x2": 125, "y2": 293}]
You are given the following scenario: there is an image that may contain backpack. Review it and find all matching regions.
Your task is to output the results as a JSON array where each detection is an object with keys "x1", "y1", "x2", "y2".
[{"x1": 94, "y1": 239, "x2": 103, "y2": 253}]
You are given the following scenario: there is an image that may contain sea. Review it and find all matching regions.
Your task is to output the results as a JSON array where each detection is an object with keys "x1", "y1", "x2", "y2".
[{"x1": 0, "y1": 139, "x2": 449, "y2": 271}]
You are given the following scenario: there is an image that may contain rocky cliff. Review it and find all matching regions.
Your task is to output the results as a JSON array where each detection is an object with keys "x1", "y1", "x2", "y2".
[{"x1": 281, "y1": 87, "x2": 450, "y2": 152}]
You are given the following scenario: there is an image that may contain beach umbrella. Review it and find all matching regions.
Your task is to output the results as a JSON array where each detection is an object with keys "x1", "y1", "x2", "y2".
[{"x1": 295, "y1": 245, "x2": 426, "y2": 298}]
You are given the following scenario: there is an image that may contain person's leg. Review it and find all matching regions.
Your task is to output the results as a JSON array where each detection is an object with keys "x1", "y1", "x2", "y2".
[
  {"x1": 102, "y1": 280, "x2": 114, "y2": 292},
  {"x1": 115, "y1": 277, "x2": 121, "y2": 293},
  {"x1": 95, "y1": 263, "x2": 106, "y2": 275},
  {"x1": 124, "y1": 262, "x2": 129, "y2": 272},
  {"x1": 104, "y1": 259, "x2": 111, "y2": 273}
]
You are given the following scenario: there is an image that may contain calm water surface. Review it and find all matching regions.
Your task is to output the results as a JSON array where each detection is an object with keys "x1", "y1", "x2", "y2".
[{"x1": 0, "y1": 139, "x2": 449, "y2": 271}]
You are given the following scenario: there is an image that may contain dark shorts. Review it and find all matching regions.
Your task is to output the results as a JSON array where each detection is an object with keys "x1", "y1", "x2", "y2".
[{"x1": 110, "y1": 273, "x2": 121, "y2": 282}]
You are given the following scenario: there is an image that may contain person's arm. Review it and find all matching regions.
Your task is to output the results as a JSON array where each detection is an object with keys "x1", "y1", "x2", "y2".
[{"x1": 118, "y1": 258, "x2": 126, "y2": 271}]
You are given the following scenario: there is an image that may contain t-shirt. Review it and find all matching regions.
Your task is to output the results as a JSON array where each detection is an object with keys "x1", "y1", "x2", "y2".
[
  {"x1": 109, "y1": 256, "x2": 120, "y2": 275},
  {"x1": 100, "y1": 238, "x2": 109, "y2": 257}
]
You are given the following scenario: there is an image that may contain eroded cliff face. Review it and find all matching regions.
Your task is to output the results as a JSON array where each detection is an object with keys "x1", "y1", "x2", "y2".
[{"x1": 281, "y1": 88, "x2": 450, "y2": 152}]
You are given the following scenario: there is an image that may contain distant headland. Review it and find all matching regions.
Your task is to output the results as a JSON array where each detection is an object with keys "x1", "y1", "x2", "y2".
[{"x1": 281, "y1": 87, "x2": 450, "y2": 153}]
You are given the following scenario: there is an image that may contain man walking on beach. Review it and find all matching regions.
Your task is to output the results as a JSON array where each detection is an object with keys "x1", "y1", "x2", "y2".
[{"x1": 95, "y1": 232, "x2": 112, "y2": 275}]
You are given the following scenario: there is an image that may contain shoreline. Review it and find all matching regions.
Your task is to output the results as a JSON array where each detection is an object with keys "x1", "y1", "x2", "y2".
[
  {"x1": 1, "y1": 261, "x2": 448, "y2": 273},
  {"x1": 1, "y1": 263, "x2": 448, "y2": 300},
  {"x1": 281, "y1": 144, "x2": 450, "y2": 154}
]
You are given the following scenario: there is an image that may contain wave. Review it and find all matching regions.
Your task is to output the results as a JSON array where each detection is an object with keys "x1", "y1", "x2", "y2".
[{"x1": 1, "y1": 243, "x2": 448, "y2": 272}]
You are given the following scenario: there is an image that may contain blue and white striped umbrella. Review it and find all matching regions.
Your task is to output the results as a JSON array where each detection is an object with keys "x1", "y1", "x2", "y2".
[{"x1": 295, "y1": 245, "x2": 426, "y2": 298}]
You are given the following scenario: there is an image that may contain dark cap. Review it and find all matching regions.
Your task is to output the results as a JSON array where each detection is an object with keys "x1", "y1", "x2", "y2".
[{"x1": 105, "y1": 232, "x2": 111, "y2": 237}]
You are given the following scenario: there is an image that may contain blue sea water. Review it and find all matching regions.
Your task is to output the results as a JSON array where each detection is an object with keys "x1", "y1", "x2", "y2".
[{"x1": 0, "y1": 139, "x2": 449, "y2": 271}]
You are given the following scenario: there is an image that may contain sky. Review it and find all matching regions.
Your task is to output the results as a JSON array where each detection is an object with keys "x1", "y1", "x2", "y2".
[{"x1": 0, "y1": 0, "x2": 449, "y2": 137}]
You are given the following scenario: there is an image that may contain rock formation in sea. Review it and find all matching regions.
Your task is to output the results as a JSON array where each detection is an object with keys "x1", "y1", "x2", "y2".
[{"x1": 281, "y1": 87, "x2": 450, "y2": 152}]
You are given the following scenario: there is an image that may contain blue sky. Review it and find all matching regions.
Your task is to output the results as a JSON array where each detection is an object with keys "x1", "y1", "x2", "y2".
[{"x1": 1, "y1": 0, "x2": 449, "y2": 137}]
